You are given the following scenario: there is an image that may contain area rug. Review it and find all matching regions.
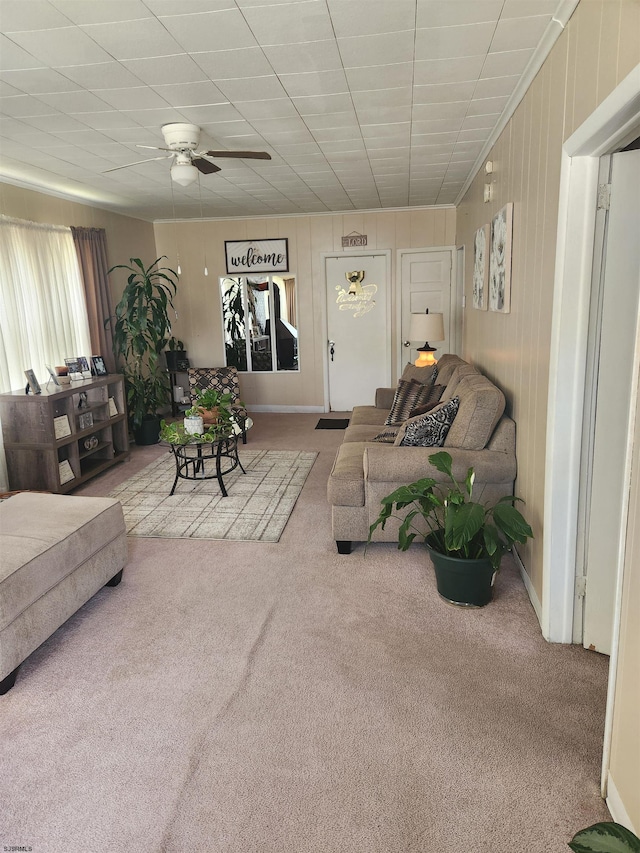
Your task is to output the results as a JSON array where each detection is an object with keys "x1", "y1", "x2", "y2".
[
  {"x1": 315, "y1": 418, "x2": 349, "y2": 429},
  {"x1": 108, "y1": 449, "x2": 317, "y2": 541}
]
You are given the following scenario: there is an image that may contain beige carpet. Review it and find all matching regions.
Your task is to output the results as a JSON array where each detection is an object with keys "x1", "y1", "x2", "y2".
[
  {"x1": 108, "y1": 448, "x2": 317, "y2": 541},
  {"x1": 0, "y1": 414, "x2": 611, "y2": 853}
]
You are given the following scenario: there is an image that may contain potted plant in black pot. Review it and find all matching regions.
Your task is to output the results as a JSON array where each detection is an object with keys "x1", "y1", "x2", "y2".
[
  {"x1": 368, "y1": 450, "x2": 533, "y2": 607},
  {"x1": 108, "y1": 257, "x2": 178, "y2": 445}
]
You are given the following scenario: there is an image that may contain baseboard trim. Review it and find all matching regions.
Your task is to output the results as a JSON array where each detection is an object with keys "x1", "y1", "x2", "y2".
[
  {"x1": 606, "y1": 772, "x2": 637, "y2": 834},
  {"x1": 512, "y1": 546, "x2": 544, "y2": 629},
  {"x1": 246, "y1": 405, "x2": 326, "y2": 414}
]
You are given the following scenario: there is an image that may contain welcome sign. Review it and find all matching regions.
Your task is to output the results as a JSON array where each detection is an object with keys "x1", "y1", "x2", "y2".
[{"x1": 225, "y1": 238, "x2": 289, "y2": 274}]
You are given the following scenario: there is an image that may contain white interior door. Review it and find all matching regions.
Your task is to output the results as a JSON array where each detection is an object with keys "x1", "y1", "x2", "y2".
[
  {"x1": 325, "y1": 253, "x2": 390, "y2": 411},
  {"x1": 582, "y1": 148, "x2": 640, "y2": 654},
  {"x1": 399, "y1": 250, "x2": 452, "y2": 369}
]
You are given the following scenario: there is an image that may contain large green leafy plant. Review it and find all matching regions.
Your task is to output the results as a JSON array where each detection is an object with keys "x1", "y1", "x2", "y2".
[
  {"x1": 368, "y1": 450, "x2": 533, "y2": 571},
  {"x1": 568, "y1": 821, "x2": 640, "y2": 852},
  {"x1": 108, "y1": 257, "x2": 178, "y2": 430}
]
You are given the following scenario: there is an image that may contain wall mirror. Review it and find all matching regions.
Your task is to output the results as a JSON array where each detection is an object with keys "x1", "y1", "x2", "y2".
[{"x1": 220, "y1": 275, "x2": 298, "y2": 372}]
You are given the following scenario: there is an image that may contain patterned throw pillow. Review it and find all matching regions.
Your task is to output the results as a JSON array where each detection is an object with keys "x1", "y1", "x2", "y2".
[
  {"x1": 384, "y1": 379, "x2": 425, "y2": 426},
  {"x1": 408, "y1": 384, "x2": 445, "y2": 418},
  {"x1": 371, "y1": 428, "x2": 399, "y2": 443},
  {"x1": 394, "y1": 397, "x2": 460, "y2": 447}
]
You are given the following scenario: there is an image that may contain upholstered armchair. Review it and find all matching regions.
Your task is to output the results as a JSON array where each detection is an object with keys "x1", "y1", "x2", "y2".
[{"x1": 187, "y1": 366, "x2": 249, "y2": 443}]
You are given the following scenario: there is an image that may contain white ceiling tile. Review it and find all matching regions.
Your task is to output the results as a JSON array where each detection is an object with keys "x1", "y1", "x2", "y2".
[
  {"x1": 457, "y1": 128, "x2": 490, "y2": 143},
  {"x1": 80, "y1": 19, "x2": 184, "y2": 60},
  {"x1": 49, "y1": 128, "x2": 118, "y2": 146},
  {"x1": 262, "y1": 39, "x2": 342, "y2": 75},
  {"x1": 216, "y1": 76, "x2": 288, "y2": 102},
  {"x1": 320, "y1": 140, "x2": 366, "y2": 154},
  {"x1": 121, "y1": 55, "x2": 207, "y2": 87},
  {"x1": 361, "y1": 122, "x2": 410, "y2": 140},
  {"x1": 412, "y1": 101, "x2": 469, "y2": 121},
  {"x1": 502, "y1": 0, "x2": 558, "y2": 18},
  {"x1": 311, "y1": 125, "x2": 363, "y2": 143},
  {"x1": 235, "y1": 98, "x2": 299, "y2": 120},
  {"x1": 7, "y1": 27, "x2": 114, "y2": 67},
  {"x1": 36, "y1": 90, "x2": 114, "y2": 112},
  {"x1": 480, "y1": 48, "x2": 534, "y2": 79},
  {"x1": 461, "y1": 113, "x2": 500, "y2": 130},
  {"x1": 73, "y1": 111, "x2": 143, "y2": 130},
  {"x1": 412, "y1": 118, "x2": 464, "y2": 134},
  {"x1": 327, "y1": 0, "x2": 416, "y2": 38},
  {"x1": 95, "y1": 86, "x2": 170, "y2": 111},
  {"x1": 174, "y1": 102, "x2": 245, "y2": 124},
  {"x1": 414, "y1": 81, "x2": 476, "y2": 105},
  {"x1": 412, "y1": 131, "x2": 458, "y2": 146},
  {"x1": 18, "y1": 111, "x2": 88, "y2": 132},
  {"x1": 0, "y1": 80, "x2": 22, "y2": 97},
  {"x1": 51, "y1": 0, "x2": 153, "y2": 25},
  {"x1": 239, "y1": 2, "x2": 334, "y2": 46},
  {"x1": 0, "y1": 67, "x2": 80, "y2": 94},
  {"x1": 351, "y1": 89, "x2": 412, "y2": 112},
  {"x1": 356, "y1": 106, "x2": 412, "y2": 125},
  {"x1": 466, "y1": 95, "x2": 509, "y2": 116},
  {"x1": 414, "y1": 56, "x2": 485, "y2": 86},
  {"x1": 0, "y1": 35, "x2": 46, "y2": 71},
  {"x1": 416, "y1": 0, "x2": 503, "y2": 28},
  {"x1": 55, "y1": 62, "x2": 144, "y2": 90},
  {"x1": 0, "y1": 94, "x2": 53, "y2": 117},
  {"x1": 490, "y1": 16, "x2": 550, "y2": 53},
  {"x1": 280, "y1": 70, "x2": 348, "y2": 99},
  {"x1": 337, "y1": 31, "x2": 415, "y2": 68},
  {"x1": 473, "y1": 75, "x2": 520, "y2": 100},
  {"x1": 1, "y1": 1, "x2": 73, "y2": 31},
  {"x1": 292, "y1": 93, "x2": 354, "y2": 116},
  {"x1": 151, "y1": 81, "x2": 227, "y2": 108},
  {"x1": 415, "y1": 23, "x2": 495, "y2": 61},
  {"x1": 345, "y1": 62, "x2": 413, "y2": 92},
  {"x1": 193, "y1": 47, "x2": 273, "y2": 80}
]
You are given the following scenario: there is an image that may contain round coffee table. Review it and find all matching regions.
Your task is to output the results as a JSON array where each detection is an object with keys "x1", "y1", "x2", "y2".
[{"x1": 165, "y1": 432, "x2": 246, "y2": 497}]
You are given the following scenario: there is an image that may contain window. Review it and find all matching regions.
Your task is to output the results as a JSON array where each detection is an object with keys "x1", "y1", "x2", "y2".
[{"x1": 220, "y1": 275, "x2": 298, "y2": 373}]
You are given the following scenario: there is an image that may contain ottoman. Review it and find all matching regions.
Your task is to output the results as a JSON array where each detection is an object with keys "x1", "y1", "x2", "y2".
[{"x1": 0, "y1": 492, "x2": 127, "y2": 694}]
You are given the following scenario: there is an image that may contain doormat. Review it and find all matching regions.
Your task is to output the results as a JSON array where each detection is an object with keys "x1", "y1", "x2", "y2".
[
  {"x1": 315, "y1": 419, "x2": 349, "y2": 430},
  {"x1": 108, "y1": 449, "x2": 317, "y2": 542}
]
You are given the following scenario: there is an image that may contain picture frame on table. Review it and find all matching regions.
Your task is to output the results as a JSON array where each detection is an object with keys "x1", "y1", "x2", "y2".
[
  {"x1": 24, "y1": 369, "x2": 41, "y2": 394},
  {"x1": 45, "y1": 364, "x2": 61, "y2": 387},
  {"x1": 64, "y1": 358, "x2": 83, "y2": 381},
  {"x1": 91, "y1": 355, "x2": 108, "y2": 376},
  {"x1": 78, "y1": 412, "x2": 94, "y2": 431},
  {"x1": 77, "y1": 356, "x2": 92, "y2": 379}
]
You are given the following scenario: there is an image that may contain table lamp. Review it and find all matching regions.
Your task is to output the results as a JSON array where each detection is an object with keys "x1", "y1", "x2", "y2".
[{"x1": 408, "y1": 310, "x2": 445, "y2": 367}]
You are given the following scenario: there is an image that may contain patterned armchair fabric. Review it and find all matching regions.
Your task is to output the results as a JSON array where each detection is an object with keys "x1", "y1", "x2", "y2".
[{"x1": 187, "y1": 366, "x2": 249, "y2": 443}]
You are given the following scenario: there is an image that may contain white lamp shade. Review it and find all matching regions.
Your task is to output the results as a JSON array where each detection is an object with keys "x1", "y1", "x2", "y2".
[
  {"x1": 409, "y1": 312, "x2": 445, "y2": 343},
  {"x1": 171, "y1": 161, "x2": 198, "y2": 187}
]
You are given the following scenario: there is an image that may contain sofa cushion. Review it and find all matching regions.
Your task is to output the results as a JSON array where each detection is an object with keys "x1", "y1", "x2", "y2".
[
  {"x1": 350, "y1": 406, "x2": 389, "y2": 426},
  {"x1": 432, "y1": 354, "x2": 466, "y2": 385},
  {"x1": 394, "y1": 397, "x2": 460, "y2": 447},
  {"x1": 444, "y1": 375, "x2": 506, "y2": 450},
  {"x1": 385, "y1": 379, "x2": 433, "y2": 426},
  {"x1": 343, "y1": 424, "x2": 390, "y2": 443},
  {"x1": 400, "y1": 362, "x2": 437, "y2": 385},
  {"x1": 441, "y1": 363, "x2": 481, "y2": 401}
]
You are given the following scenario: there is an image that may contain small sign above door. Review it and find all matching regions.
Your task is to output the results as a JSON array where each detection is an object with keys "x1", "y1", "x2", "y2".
[{"x1": 342, "y1": 232, "x2": 367, "y2": 248}]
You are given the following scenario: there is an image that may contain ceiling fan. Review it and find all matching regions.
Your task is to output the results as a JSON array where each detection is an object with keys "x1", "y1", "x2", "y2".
[{"x1": 103, "y1": 122, "x2": 271, "y2": 187}]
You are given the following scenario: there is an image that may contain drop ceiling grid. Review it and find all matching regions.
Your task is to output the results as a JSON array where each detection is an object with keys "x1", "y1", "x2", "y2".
[{"x1": 0, "y1": 0, "x2": 568, "y2": 219}]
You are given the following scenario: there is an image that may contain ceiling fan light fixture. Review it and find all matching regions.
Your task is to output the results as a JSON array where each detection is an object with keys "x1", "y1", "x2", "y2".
[{"x1": 171, "y1": 161, "x2": 198, "y2": 187}]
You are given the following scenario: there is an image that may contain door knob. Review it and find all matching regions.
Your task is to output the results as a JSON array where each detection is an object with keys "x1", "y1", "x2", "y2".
[
  {"x1": 328, "y1": 340, "x2": 335, "y2": 361},
  {"x1": 403, "y1": 340, "x2": 411, "y2": 347}
]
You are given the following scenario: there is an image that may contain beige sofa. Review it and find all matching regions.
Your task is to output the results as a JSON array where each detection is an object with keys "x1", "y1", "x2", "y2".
[{"x1": 328, "y1": 354, "x2": 517, "y2": 553}]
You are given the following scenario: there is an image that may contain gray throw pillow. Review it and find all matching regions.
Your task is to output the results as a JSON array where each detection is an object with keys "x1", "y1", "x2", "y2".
[
  {"x1": 408, "y1": 384, "x2": 445, "y2": 418},
  {"x1": 394, "y1": 397, "x2": 460, "y2": 447}
]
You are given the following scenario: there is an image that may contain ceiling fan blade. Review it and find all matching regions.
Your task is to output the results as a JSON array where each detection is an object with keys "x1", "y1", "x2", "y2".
[
  {"x1": 103, "y1": 155, "x2": 172, "y2": 173},
  {"x1": 136, "y1": 144, "x2": 174, "y2": 152},
  {"x1": 200, "y1": 150, "x2": 272, "y2": 160},
  {"x1": 193, "y1": 157, "x2": 221, "y2": 174}
]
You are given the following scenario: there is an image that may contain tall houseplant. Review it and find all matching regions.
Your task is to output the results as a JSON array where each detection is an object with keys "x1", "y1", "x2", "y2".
[
  {"x1": 108, "y1": 257, "x2": 178, "y2": 445},
  {"x1": 369, "y1": 450, "x2": 533, "y2": 606}
]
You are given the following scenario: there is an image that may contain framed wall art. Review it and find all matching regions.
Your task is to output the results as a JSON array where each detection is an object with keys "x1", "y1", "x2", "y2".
[
  {"x1": 472, "y1": 224, "x2": 489, "y2": 310},
  {"x1": 488, "y1": 203, "x2": 514, "y2": 314},
  {"x1": 225, "y1": 238, "x2": 289, "y2": 274}
]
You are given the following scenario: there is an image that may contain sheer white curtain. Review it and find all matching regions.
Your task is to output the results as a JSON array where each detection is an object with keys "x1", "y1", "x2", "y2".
[{"x1": 0, "y1": 216, "x2": 92, "y2": 490}]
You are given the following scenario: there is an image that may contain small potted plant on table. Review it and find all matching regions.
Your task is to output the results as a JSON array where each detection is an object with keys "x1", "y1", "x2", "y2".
[{"x1": 368, "y1": 450, "x2": 533, "y2": 607}]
